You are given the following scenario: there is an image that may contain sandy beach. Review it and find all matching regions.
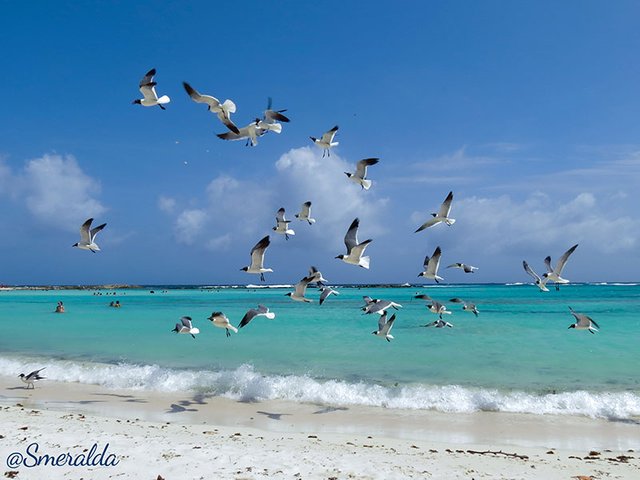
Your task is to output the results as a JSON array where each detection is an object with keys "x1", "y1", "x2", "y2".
[{"x1": 0, "y1": 375, "x2": 638, "y2": 479}]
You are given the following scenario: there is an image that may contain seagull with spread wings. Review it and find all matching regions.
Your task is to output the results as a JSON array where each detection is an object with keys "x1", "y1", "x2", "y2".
[
  {"x1": 132, "y1": 68, "x2": 170, "y2": 109},
  {"x1": 183, "y1": 81, "x2": 239, "y2": 134},
  {"x1": 335, "y1": 218, "x2": 373, "y2": 269},
  {"x1": 415, "y1": 191, "x2": 455, "y2": 232}
]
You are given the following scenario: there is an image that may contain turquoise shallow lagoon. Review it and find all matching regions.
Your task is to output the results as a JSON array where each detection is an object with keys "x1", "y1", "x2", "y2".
[{"x1": 1, "y1": 283, "x2": 638, "y2": 418}]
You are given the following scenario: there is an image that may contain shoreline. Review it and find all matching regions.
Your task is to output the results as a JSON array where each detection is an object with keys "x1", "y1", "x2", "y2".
[{"x1": 1, "y1": 376, "x2": 638, "y2": 479}]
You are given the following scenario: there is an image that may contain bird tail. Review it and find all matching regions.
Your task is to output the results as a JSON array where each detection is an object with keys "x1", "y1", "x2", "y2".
[
  {"x1": 222, "y1": 99, "x2": 236, "y2": 113},
  {"x1": 157, "y1": 95, "x2": 171, "y2": 105},
  {"x1": 361, "y1": 179, "x2": 372, "y2": 190},
  {"x1": 308, "y1": 218, "x2": 316, "y2": 225},
  {"x1": 360, "y1": 256, "x2": 370, "y2": 269},
  {"x1": 446, "y1": 218, "x2": 456, "y2": 226},
  {"x1": 265, "y1": 122, "x2": 282, "y2": 133},
  {"x1": 228, "y1": 325, "x2": 238, "y2": 334}
]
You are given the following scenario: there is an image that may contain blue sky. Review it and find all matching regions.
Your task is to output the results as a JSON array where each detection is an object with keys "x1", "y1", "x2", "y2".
[{"x1": 1, "y1": 1, "x2": 639, "y2": 285}]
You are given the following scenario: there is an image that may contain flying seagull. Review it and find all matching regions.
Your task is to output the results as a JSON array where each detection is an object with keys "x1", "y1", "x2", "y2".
[
  {"x1": 310, "y1": 125, "x2": 339, "y2": 157},
  {"x1": 424, "y1": 319, "x2": 454, "y2": 328},
  {"x1": 18, "y1": 367, "x2": 46, "y2": 389},
  {"x1": 415, "y1": 294, "x2": 451, "y2": 319},
  {"x1": 543, "y1": 244, "x2": 578, "y2": 290},
  {"x1": 372, "y1": 312, "x2": 396, "y2": 342},
  {"x1": 286, "y1": 275, "x2": 314, "y2": 303},
  {"x1": 362, "y1": 299, "x2": 403, "y2": 315},
  {"x1": 171, "y1": 316, "x2": 200, "y2": 339},
  {"x1": 217, "y1": 119, "x2": 266, "y2": 146},
  {"x1": 238, "y1": 305, "x2": 276, "y2": 329},
  {"x1": 241, "y1": 236, "x2": 273, "y2": 281},
  {"x1": 273, "y1": 208, "x2": 295, "y2": 240},
  {"x1": 449, "y1": 298, "x2": 479, "y2": 317},
  {"x1": 132, "y1": 68, "x2": 170, "y2": 109},
  {"x1": 295, "y1": 201, "x2": 316, "y2": 225},
  {"x1": 335, "y1": 218, "x2": 372, "y2": 269},
  {"x1": 345, "y1": 158, "x2": 379, "y2": 190},
  {"x1": 73, "y1": 218, "x2": 107, "y2": 253},
  {"x1": 418, "y1": 246, "x2": 444, "y2": 283},
  {"x1": 567, "y1": 306, "x2": 599, "y2": 334},
  {"x1": 319, "y1": 286, "x2": 339, "y2": 305},
  {"x1": 208, "y1": 312, "x2": 238, "y2": 337},
  {"x1": 415, "y1": 191, "x2": 455, "y2": 233},
  {"x1": 307, "y1": 266, "x2": 327, "y2": 286},
  {"x1": 258, "y1": 97, "x2": 290, "y2": 133},
  {"x1": 522, "y1": 260, "x2": 550, "y2": 292},
  {"x1": 447, "y1": 263, "x2": 478, "y2": 274},
  {"x1": 183, "y1": 81, "x2": 240, "y2": 134}
]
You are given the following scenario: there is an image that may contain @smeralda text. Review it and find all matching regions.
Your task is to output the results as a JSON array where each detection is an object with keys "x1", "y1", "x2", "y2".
[{"x1": 6, "y1": 442, "x2": 119, "y2": 468}]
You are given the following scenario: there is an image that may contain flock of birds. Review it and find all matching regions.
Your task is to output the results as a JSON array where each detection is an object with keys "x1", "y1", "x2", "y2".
[{"x1": 17, "y1": 66, "x2": 602, "y2": 388}]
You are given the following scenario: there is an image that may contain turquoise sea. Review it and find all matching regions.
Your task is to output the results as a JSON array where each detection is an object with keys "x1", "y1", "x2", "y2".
[{"x1": 1, "y1": 283, "x2": 639, "y2": 419}]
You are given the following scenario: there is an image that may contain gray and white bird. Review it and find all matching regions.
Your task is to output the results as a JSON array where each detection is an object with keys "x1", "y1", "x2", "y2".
[
  {"x1": 447, "y1": 263, "x2": 478, "y2": 274},
  {"x1": 307, "y1": 266, "x2": 327, "y2": 286},
  {"x1": 171, "y1": 316, "x2": 200, "y2": 338},
  {"x1": 522, "y1": 260, "x2": 550, "y2": 292},
  {"x1": 207, "y1": 311, "x2": 238, "y2": 337},
  {"x1": 345, "y1": 158, "x2": 379, "y2": 190},
  {"x1": 319, "y1": 286, "x2": 339, "y2": 305},
  {"x1": 217, "y1": 118, "x2": 266, "y2": 146},
  {"x1": 415, "y1": 294, "x2": 451, "y2": 319},
  {"x1": 183, "y1": 81, "x2": 239, "y2": 134},
  {"x1": 543, "y1": 244, "x2": 578, "y2": 290},
  {"x1": 567, "y1": 306, "x2": 599, "y2": 334},
  {"x1": 258, "y1": 97, "x2": 290, "y2": 133},
  {"x1": 238, "y1": 305, "x2": 276, "y2": 329},
  {"x1": 372, "y1": 312, "x2": 396, "y2": 342},
  {"x1": 295, "y1": 201, "x2": 316, "y2": 225},
  {"x1": 273, "y1": 208, "x2": 295, "y2": 240},
  {"x1": 241, "y1": 236, "x2": 273, "y2": 282},
  {"x1": 415, "y1": 191, "x2": 456, "y2": 232},
  {"x1": 72, "y1": 218, "x2": 107, "y2": 253},
  {"x1": 286, "y1": 275, "x2": 314, "y2": 303},
  {"x1": 362, "y1": 299, "x2": 403, "y2": 315},
  {"x1": 424, "y1": 318, "x2": 454, "y2": 328},
  {"x1": 418, "y1": 246, "x2": 444, "y2": 283},
  {"x1": 18, "y1": 367, "x2": 46, "y2": 389},
  {"x1": 132, "y1": 68, "x2": 170, "y2": 109},
  {"x1": 310, "y1": 125, "x2": 339, "y2": 157},
  {"x1": 335, "y1": 218, "x2": 373, "y2": 269},
  {"x1": 449, "y1": 298, "x2": 479, "y2": 317}
]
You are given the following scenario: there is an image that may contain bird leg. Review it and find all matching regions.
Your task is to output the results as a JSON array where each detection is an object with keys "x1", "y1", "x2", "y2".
[
  {"x1": 226, "y1": 329, "x2": 231, "y2": 338},
  {"x1": 159, "y1": 104, "x2": 166, "y2": 110},
  {"x1": 260, "y1": 273, "x2": 265, "y2": 282}
]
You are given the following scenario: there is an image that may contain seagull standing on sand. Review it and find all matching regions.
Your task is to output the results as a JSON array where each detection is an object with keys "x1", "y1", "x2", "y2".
[
  {"x1": 286, "y1": 275, "x2": 314, "y2": 303},
  {"x1": 273, "y1": 208, "x2": 295, "y2": 240},
  {"x1": 415, "y1": 191, "x2": 455, "y2": 232},
  {"x1": 335, "y1": 218, "x2": 373, "y2": 269},
  {"x1": 449, "y1": 298, "x2": 479, "y2": 317},
  {"x1": 171, "y1": 317, "x2": 200, "y2": 339},
  {"x1": 295, "y1": 201, "x2": 316, "y2": 225},
  {"x1": 310, "y1": 125, "x2": 339, "y2": 157},
  {"x1": 372, "y1": 312, "x2": 396, "y2": 342},
  {"x1": 73, "y1": 218, "x2": 107, "y2": 253},
  {"x1": 258, "y1": 97, "x2": 290, "y2": 133},
  {"x1": 18, "y1": 368, "x2": 46, "y2": 389},
  {"x1": 238, "y1": 305, "x2": 276, "y2": 329},
  {"x1": 522, "y1": 260, "x2": 550, "y2": 292},
  {"x1": 345, "y1": 158, "x2": 379, "y2": 190},
  {"x1": 418, "y1": 246, "x2": 444, "y2": 283},
  {"x1": 447, "y1": 263, "x2": 478, "y2": 274},
  {"x1": 132, "y1": 68, "x2": 170, "y2": 109},
  {"x1": 183, "y1": 81, "x2": 240, "y2": 134},
  {"x1": 217, "y1": 119, "x2": 265, "y2": 146},
  {"x1": 208, "y1": 312, "x2": 238, "y2": 337},
  {"x1": 543, "y1": 244, "x2": 578, "y2": 290},
  {"x1": 319, "y1": 286, "x2": 339, "y2": 305},
  {"x1": 567, "y1": 306, "x2": 599, "y2": 334},
  {"x1": 241, "y1": 236, "x2": 273, "y2": 282}
]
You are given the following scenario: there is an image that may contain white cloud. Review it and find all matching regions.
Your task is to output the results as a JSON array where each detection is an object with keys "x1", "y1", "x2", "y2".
[
  {"x1": 175, "y1": 209, "x2": 207, "y2": 245},
  {"x1": 158, "y1": 195, "x2": 177, "y2": 214}
]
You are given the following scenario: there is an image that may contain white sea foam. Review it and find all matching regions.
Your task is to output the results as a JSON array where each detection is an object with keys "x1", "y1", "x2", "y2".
[{"x1": 2, "y1": 356, "x2": 639, "y2": 420}]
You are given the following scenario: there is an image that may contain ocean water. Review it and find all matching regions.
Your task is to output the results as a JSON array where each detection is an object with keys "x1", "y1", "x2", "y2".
[{"x1": 1, "y1": 284, "x2": 639, "y2": 419}]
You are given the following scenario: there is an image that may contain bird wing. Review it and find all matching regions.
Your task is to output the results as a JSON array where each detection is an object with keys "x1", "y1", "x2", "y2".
[
  {"x1": 300, "y1": 201, "x2": 312, "y2": 217},
  {"x1": 183, "y1": 82, "x2": 221, "y2": 109},
  {"x1": 139, "y1": 69, "x2": 159, "y2": 101},
  {"x1": 26, "y1": 367, "x2": 46, "y2": 380},
  {"x1": 349, "y1": 239, "x2": 372, "y2": 259},
  {"x1": 426, "y1": 246, "x2": 442, "y2": 276},
  {"x1": 181, "y1": 316, "x2": 193, "y2": 329},
  {"x1": 320, "y1": 125, "x2": 339, "y2": 143},
  {"x1": 276, "y1": 208, "x2": 288, "y2": 224},
  {"x1": 544, "y1": 256, "x2": 553, "y2": 273},
  {"x1": 89, "y1": 223, "x2": 107, "y2": 242},
  {"x1": 79, "y1": 218, "x2": 93, "y2": 243},
  {"x1": 294, "y1": 276, "x2": 312, "y2": 296},
  {"x1": 449, "y1": 298, "x2": 464, "y2": 303},
  {"x1": 415, "y1": 217, "x2": 440, "y2": 233},
  {"x1": 319, "y1": 288, "x2": 337, "y2": 305},
  {"x1": 250, "y1": 236, "x2": 270, "y2": 269},
  {"x1": 414, "y1": 294, "x2": 432, "y2": 301},
  {"x1": 377, "y1": 311, "x2": 388, "y2": 332},
  {"x1": 437, "y1": 191, "x2": 454, "y2": 217},
  {"x1": 381, "y1": 314, "x2": 396, "y2": 335},
  {"x1": 344, "y1": 218, "x2": 360, "y2": 253},
  {"x1": 447, "y1": 263, "x2": 462, "y2": 269},
  {"x1": 238, "y1": 309, "x2": 258, "y2": 328},
  {"x1": 555, "y1": 244, "x2": 578, "y2": 275},
  {"x1": 523, "y1": 260, "x2": 542, "y2": 282},
  {"x1": 354, "y1": 158, "x2": 379, "y2": 179}
]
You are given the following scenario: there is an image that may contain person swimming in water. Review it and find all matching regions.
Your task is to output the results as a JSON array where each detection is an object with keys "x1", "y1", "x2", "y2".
[{"x1": 55, "y1": 301, "x2": 65, "y2": 313}]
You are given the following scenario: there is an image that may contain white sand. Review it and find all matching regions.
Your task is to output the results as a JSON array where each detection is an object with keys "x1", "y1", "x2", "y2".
[{"x1": 1, "y1": 375, "x2": 638, "y2": 479}]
